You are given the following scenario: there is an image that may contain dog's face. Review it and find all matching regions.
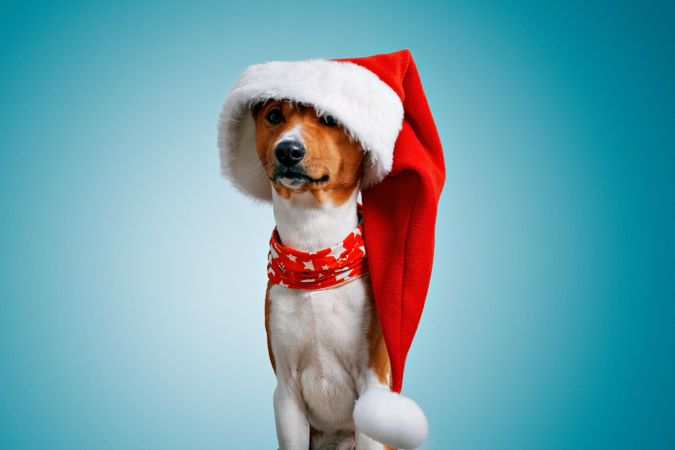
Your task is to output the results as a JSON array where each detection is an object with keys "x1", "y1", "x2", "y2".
[{"x1": 252, "y1": 100, "x2": 364, "y2": 204}]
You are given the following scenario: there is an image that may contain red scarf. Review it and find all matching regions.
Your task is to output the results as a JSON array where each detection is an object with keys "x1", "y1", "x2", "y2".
[{"x1": 267, "y1": 216, "x2": 367, "y2": 290}]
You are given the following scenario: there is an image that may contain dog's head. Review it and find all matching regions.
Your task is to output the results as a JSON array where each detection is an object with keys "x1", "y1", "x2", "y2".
[{"x1": 252, "y1": 99, "x2": 364, "y2": 203}]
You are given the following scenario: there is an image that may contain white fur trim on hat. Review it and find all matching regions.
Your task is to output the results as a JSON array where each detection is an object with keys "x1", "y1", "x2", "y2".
[{"x1": 217, "y1": 59, "x2": 404, "y2": 201}]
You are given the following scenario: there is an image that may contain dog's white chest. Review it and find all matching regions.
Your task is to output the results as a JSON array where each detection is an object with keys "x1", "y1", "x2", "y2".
[{"x1": 268, "y1": 276, "x2": 373, "y2": 431}]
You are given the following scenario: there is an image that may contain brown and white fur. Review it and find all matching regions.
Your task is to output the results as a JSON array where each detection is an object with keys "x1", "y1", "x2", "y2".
[{"x1": 254, "y1": 100, "x2": 395, "y2": 450}]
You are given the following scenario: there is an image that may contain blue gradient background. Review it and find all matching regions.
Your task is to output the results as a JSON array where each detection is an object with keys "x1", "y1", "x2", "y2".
[{"x1": 1, "y1": 1, "x2": 673, "y2": 449}]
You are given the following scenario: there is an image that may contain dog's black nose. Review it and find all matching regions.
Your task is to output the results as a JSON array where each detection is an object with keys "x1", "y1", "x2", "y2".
[{"x1": 275, "y1": 140, "x2": 305, "y2": 167}]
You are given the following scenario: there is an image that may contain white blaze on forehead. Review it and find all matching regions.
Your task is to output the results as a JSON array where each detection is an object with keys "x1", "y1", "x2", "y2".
[{"x1": 274, "y1": 124, "x2": 304, "y2": 147}]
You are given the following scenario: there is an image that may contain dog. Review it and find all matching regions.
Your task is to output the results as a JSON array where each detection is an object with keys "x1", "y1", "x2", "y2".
[
  {"x1": 253, "y1": 99, "x2": 395, "y2": 450},
  {"x1": 218, "y1": 51, "x2": 442, "y2": 450}
]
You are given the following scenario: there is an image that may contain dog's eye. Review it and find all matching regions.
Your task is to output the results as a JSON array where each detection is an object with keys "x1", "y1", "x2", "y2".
[
  {"x1": 319, "y1": 115, "x2": 338, "y2": 127},
  {"x1": 266, "y1": 108, "x2": 284, "y2": 125}
]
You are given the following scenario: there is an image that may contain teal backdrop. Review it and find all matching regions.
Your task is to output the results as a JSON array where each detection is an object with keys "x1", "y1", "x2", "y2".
[{"x1": 1, "y1": 1, "x2": 673, "y2": 449}]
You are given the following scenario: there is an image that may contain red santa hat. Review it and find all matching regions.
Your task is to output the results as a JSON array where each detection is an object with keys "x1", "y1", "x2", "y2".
[{"x1": 218, "y1": 49, "x2": 445, "y2": 445}]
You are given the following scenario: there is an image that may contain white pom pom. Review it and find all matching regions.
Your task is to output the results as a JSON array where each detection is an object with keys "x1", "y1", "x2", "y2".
[{"x1": 353, "y1": 388, "x2": 428, "y2": 449}]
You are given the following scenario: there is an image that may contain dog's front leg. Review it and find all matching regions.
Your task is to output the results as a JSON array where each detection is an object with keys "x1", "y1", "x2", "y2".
[{"x1": 274, "y1": 381, "x2": 309, "y2": 450}]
